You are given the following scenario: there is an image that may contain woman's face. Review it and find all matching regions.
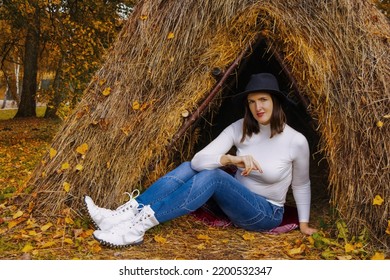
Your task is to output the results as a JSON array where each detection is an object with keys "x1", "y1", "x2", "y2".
[{"x1": 247, "y1": 92, "x2": 273, "y2": 125}]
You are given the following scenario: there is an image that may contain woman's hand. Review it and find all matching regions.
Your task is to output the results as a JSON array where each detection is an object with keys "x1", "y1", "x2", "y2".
[
  {"x1": 221, "y1": 154, "x2": 262, "y2": 176},
  {"x1": 299, "y1": 222, "x2": 317, "y2": 235}
]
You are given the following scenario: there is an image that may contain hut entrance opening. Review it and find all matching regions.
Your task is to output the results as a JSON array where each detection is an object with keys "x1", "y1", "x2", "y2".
[{"x1": 192, "y1": 38, "x2": 329, "y2": 209}]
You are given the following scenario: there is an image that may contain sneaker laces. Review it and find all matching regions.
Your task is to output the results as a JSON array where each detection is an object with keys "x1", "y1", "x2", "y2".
[
  {"x1": 131, "y1": 206, "x2": 152, "y2": 227},
  {"x1": 115, "y1": 189, "x2": 140, "y2": 212}
]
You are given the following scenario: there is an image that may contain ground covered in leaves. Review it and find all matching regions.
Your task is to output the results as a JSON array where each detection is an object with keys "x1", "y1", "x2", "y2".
[{"x1": 0, "y1": 118, "x2": 386, "y2": 260}]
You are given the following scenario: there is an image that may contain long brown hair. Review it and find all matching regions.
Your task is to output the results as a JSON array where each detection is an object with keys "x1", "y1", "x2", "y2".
[{"x1": 241, "y1": 94, "x2": 286, "y2": 142}]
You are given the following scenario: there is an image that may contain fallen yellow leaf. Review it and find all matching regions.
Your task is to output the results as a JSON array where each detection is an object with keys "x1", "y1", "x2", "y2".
[
  {"x1": 22, "y1": 244, "x2": 34, "y2": 253},
  {"x1": 40, "y1": 241, "x2": 56, "y2": 249},
  {"x1": 90, "y1": 243, "x2": 102, "y2": 253},
  {"x1": 386, "y1": 220, "x2": 390, "y2": 235},
  {"x1": 344, "y1": 243, "x2": 355, "y2": 253},
  {"x1": 196, "y1": 243, "x2": 206, "y2": 250},
  {"x1": 41, "y1": 222, "x2": 53, "y2": 232},
  {"x1": 120, "y1": 126, "x2": 131, "y2": 136},
  {"x1": 140, "y1": 15, "x2": 148, "y2": 20},
  {"x1": 63, "y1": 238, "x2": 73, "y2": 245},
  {"x1": 76, "y1": 143, "x2": 88, "y2": 155},
  {"x1": 61, "y1": 162, "x2": 70, "y2": 171},
  {"x1": 288, "y1": 244, "x2": 306, "y2": 255},
  {"x1": 167, "y1": 32, "x2": 174, "y2": 39},
  {"x1": 28, "y1": 230, "x2": 38, "y2": 236},
  {"x1": 371, "y1": 252, "x2": 385, "y2": 260},
  {"x1": 99, "y1": 79, "x2": 106, "y2": 86},
  {"x1": 63, "y1": 182, "x2": 71, "y2": 193},
  {"x1": 376, "y1": 121, "x2": 384, "y2": 128},
  {"x1": 75, "y1": 164, "x2": 83, "y2": 171},
  {"x1": 102, "y1": 87, "x2": 111, "y2": 96},
  {"x1": 8, "y1": 220, "x2": 19, "y2": 229},
  {"x1": 53, "y1": 230, "x2": 65, "y2": 239},
  {"x1": 13, "y1": 210, "x2": 23, "y2": 219},
  {"x1": 197, "y1": 234, "x2": 211, "y2": 241},
  {"x1": 26, "y1": 218, "x2": 38, "y2": 229},
  {"x1": 49, "y1": 148, "x2": 57, "y2": 159},
  {"x1": 154, "y1": 235, "x2": 167, "y2": 244},
  {"x1": 132, "y1": 101, "x2": 140, "y2": 110},
  {"x1": 65, "y1": 217, "x2": 74, "y2": 224},
  {"x1": 242, "y1": 232, "x2": 255, "y2": 241},
  {"x1": 373, "y1": 195, "x2": 384, "y2": 206}
]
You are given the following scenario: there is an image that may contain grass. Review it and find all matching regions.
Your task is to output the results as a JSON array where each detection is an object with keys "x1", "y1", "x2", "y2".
[{"x1": 0, "y1": 106, "x2": 47, "y2": 120}]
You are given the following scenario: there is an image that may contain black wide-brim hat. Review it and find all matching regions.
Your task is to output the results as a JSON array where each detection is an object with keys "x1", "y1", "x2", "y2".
[{"x1": 233, "y1": 73, "x2": 285, "y2": 104}]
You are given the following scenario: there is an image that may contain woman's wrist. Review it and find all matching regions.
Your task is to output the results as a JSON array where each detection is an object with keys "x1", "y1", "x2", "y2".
[{"x1": 220, "y1": 154, "x2": 232, "y2": 166}]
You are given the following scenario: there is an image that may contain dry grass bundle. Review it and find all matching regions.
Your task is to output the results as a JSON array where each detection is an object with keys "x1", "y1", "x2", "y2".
[{"x1": 24, "y1": 0, "x2": 389, "y2": 248}]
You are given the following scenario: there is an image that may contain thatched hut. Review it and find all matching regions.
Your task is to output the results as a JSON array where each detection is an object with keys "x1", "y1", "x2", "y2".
[{"x1": 25, "y1": 0, "x2": 389, "y2": 248}]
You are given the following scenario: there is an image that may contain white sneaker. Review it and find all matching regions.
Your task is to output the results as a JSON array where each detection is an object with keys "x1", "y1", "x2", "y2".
[
  {"x1": 84, "y1": 190, "x2": 140, "y2": 231},
  {"x1": 93, "y1": 205, "x2": 159, "y2": 247}
]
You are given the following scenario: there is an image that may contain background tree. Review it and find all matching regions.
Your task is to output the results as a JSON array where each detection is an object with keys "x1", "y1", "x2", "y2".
[{"x1": 0, "y1": 0, "x2": 135, "y2": 118}]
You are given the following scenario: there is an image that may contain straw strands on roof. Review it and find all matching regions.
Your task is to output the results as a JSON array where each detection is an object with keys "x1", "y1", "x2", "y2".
[{"x1": 25, "y1": 0, "x2": 389, "y2": 247}]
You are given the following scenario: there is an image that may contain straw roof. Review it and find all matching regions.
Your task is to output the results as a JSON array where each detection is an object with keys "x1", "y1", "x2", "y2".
[{"x1": 26, "y1": 0, "x2": 389, "y2": 248}]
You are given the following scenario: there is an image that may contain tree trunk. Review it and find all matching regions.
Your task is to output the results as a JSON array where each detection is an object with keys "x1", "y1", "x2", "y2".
[
  {"x1": 45, "y1": 58, "x2": 64, "y2": 119},
  {"x1": 15, "y1": 12, "x2": 40, "y2": 118}
]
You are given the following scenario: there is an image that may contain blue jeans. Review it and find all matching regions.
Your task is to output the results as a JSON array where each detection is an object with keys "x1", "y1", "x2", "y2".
[{"x1": 136, "y1": 162, "x2": 284, "y2": 231}]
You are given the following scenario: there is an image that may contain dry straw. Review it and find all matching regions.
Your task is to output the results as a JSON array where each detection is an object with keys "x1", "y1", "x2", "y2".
[{"x1": 25, "y1": 0, "x2": 389, "y2": 248}]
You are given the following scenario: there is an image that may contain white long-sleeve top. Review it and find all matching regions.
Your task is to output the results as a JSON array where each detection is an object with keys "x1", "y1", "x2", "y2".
[{"x1": 191, "y1": 118, "x2": 311, "y2": 222}]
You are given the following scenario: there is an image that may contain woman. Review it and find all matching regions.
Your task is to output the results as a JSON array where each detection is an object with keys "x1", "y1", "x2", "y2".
[{"x1": 85, "y1": 73, "x2": 317, "y2": 247}]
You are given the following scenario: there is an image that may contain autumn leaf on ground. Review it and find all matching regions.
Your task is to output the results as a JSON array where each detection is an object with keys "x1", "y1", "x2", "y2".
[
  {"x1": 373, "y1": 195, "x2": 384, "y2": 206},
  {"x1": 76, "y1": 143, "x2": 88, "y2": 155},
  {"x1": 132, "y1": 101, "x2": 140, "y2": 110},
  {"x1": 90, "y1": 242, "x2": 102, "y2": 253},
  {"x1": 386, "y1": 221, "x2": 390, "y2": 235},
  {"x1": 49, "y1": 148, "x2": 57, "y2": 159},
  {"x1": 41, "y1": 222, "x2": 53, "y2": 232},
  {"x1": 99, "y1": 79, "x2": 106, "y2": 86},
  {"x1": 63, "y1": 182, "x2": 71, "y2": 193},
  {"x1": 121, "y1": 126, "x2": 131, "y2": 136},
  {"x1": 63, "y1": 238, "x2": 74, "y2": 245},
  {"x1": 344, "y1": 243, "x2": 355, "y2": 253},
  {"x1": 61, "y1": 162, "x2": 70, "y2": 171},
  {"x1": 140, "y1": 15, "x2": 148, "y2": 20},
  {"x1": 75, "y1": 164, "x2": 83, "y2": 171},
  {"x1": 167, "y1": 32, "x2": 174, "y2": 39},
  {"x1": 22, "y1": 244, "x2": 34, "y2": 253},
  {"x1": 102, "y1": 87, "x2": 111, "y2": 96},
  {"x1": 154, "y1": 235, "x2": 167, "y2": 244},
  {"x1": 40, "y1": 241, "x2": 56, "y2": 249},
  {"x1": 371, "y1": 252, "x2": 385, "y2": 260},
  {"x1": 26, "y1": 218, "x2": 38, "y2": 229},
  {"x1": 242, "y1": 232, "x2": 255, "y2": 241},
  {"x1": 13, "y1": 210, "x2": 23, "y2": 219},
  {"x1": 28, "y1": 230, "x2": 38, "y2": 237},
  {"x1": 196, "y1": 243, "x2": 206, "y2": 250},
  {"x1": 288, "y1": 244, "x2": 306, "y2": 256},
  {"x1": 8, "y1": 218, "x2": 26, "y2": 230},
  {"x1": 376, "y1": 121, "x2": 384, "y2": 128},
  {"x1": 65, "y1": 217, "x2": 74, "y2": 225}
]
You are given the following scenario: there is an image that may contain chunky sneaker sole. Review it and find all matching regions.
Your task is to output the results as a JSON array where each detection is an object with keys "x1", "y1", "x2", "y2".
[{"x1": 93, "y1": 230, "x2": 143, "y2": 248}]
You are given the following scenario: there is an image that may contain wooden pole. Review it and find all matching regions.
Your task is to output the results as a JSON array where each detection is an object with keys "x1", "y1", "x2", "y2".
[{"x1": 168, "y1": 40, "x2": 256, "y2": 150}]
